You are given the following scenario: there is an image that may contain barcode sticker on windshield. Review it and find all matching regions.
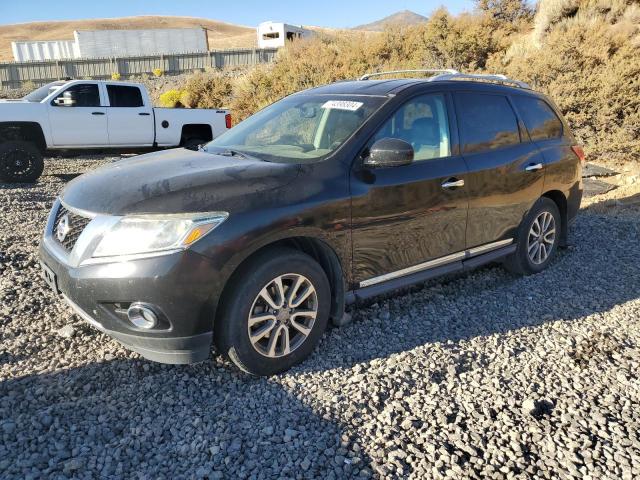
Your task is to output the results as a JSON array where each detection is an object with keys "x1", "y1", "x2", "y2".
[{"x1": 322, "y1": 100, "x2": 363, "y2": 111}]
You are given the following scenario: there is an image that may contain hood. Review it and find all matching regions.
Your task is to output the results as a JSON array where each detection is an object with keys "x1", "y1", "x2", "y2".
[{"x1": 61, "y1": 148, "x2": 300, "y2": 215}]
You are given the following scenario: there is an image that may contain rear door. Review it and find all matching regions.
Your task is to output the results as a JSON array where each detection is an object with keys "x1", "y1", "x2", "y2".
[
  {"x1": 47, "y1": 82, "x2": 108, "y2": 146},
  {"x1": 350, "y1": 92, "x2": 469, "y2": 285},
  {"x1": 453, "y1": 91, "x2": 545, "y2": 249},
  {"x1": 105, "y1": 84, "x2": 154, "y2": 146}
]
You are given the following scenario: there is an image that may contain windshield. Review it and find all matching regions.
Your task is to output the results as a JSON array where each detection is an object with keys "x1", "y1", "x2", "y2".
[
  {"x1": 205, "y1": 94, "x2": 386, "y2": 163},
  {"x1": 22, "y1": 81, "x2": 67, "y2": 103}
]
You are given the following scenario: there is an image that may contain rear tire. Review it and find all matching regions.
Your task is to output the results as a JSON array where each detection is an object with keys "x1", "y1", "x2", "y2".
[
  {"x1": 0, "y1": 141, "x2": 44, "y2": 183},
  {"x1": 182, "y1": 138, "x2": 205, "y2": 151},
  {"x1": 215, "y1": 247, "x2": 331, "y2": 376},
  {"x1": 504, "y1": 197, "x2": 561, "y2": 276}
]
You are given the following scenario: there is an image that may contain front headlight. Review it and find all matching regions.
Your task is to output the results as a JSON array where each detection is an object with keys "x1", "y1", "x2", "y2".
[{"x1": 92, "y1": 212, "x2": 228, "y2": 258}]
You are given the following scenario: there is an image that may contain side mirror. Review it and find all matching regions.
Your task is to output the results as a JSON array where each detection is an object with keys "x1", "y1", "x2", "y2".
[
  {"x1": 364, "y1": 138, "x2": 414, "y2": 168},
  {"x1": 54, "y1": 91, "x2": 76, "y2": 107}
]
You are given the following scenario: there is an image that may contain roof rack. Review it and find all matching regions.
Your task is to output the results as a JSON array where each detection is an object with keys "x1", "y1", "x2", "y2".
[
  {"x1": 359, "y1": 69, "x2": 530, "y2": 89},
  {"x1": 359, "y1": 69, "x2": 458, "y2": 81}
]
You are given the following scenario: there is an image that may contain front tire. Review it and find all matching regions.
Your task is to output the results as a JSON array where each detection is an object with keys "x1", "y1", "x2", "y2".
[
  {"x1": 504, "y1": 197, "x2": 561, "y2": 276},
  {"x1": 215, "y1": 248, "x2": 331, "y2": 376},
  {"x1": 0, "y1": 141, "x2": 44, "y2": 183}
]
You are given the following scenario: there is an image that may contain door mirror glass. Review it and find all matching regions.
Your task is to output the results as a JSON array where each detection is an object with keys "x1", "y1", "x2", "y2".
[
  {"x1": 364, "y1": 138, "x2": 414, "y2": 168},
  {"x1": 54, "y1": 91, "x2": 76, "y2": 107}
]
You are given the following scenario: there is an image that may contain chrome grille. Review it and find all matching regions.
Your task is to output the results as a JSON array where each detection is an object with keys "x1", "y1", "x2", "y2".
[{"x1": 52, "y1": 205, "x2": 91, "y2": 251}]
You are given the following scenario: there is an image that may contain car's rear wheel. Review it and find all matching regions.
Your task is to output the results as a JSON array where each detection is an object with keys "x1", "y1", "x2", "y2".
[
  {"x1": 0, "y1": 141, "x2": 44, "y2": 183},
  {"x1": 504, "y1": 197, "x2": 561, "y2": 275},
  {"x1": 215, "y1": 247, "x2": 331, "y2": 376}
]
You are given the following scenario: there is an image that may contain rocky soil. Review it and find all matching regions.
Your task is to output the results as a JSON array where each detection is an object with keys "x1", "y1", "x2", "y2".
[{"x1": 1, "y1": 155, "x2": 639, "y2": 479}]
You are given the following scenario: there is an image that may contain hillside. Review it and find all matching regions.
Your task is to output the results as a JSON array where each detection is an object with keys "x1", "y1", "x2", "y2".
[
  {"x1": 0, "y1": 16, "x2": 257, "y2": 61},
  {"x1": 354, "y1": 10, "x2": 428, "y2": 31}
]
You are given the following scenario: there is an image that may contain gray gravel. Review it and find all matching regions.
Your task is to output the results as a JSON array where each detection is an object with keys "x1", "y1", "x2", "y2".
[{"x1": 1, "y1": 155, "x2": 640, "y2": 479}]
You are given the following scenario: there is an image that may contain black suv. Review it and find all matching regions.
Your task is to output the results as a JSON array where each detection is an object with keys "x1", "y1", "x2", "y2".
[{"x1": 39, "y1": 71, "x2": 584, "y2": 375}]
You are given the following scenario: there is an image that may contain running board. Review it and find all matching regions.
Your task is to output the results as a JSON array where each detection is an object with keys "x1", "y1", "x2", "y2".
[{"x1": 345, "y1": 243, "x2": 516, "y2": 304}]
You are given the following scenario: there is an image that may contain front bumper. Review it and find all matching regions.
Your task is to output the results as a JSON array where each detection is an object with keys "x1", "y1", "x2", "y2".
[{"x1": 39, "y1": 241, "x2": 223, "y2": 364}]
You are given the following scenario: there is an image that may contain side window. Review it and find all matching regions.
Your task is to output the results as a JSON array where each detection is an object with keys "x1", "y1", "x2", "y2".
[
  {"x1": 372, "y1": 93, "x2": 451, "y2": 161},
  {"x1": 513, "y1": 96, "x2": 563, "y2": 141},
  {"x1": 107, "y1": 85, "x2": 144, "y2": 108},
  {"x1": 53, "y1": 84, "x2": 100, "y2": 107},
  {"x1": 455, "y1": 93, "x2": 520, "y2": 154}
]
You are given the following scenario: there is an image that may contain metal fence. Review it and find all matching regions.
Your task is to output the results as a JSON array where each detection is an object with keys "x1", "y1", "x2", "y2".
[{"x1": 0, "y1": 48, "x2": 278, "y2": 90}]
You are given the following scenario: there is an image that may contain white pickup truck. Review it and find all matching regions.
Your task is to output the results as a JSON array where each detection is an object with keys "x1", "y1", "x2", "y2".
[{"x1": 0, "y1": 80, "x2": 231, "y2": 182}]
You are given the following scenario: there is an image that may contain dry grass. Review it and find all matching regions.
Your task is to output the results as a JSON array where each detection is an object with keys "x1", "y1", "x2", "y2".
[{"x1": 0, "y1": 16, "x2": 256, "y2": 61}]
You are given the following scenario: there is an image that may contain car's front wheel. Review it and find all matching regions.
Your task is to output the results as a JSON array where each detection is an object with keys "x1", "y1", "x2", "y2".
[
  {"x1": 504, "y1": 197, "x2": 561, "y2": 275},
  {"x1": 215, "y1": 248, "x2": 331, "y2": 376}
]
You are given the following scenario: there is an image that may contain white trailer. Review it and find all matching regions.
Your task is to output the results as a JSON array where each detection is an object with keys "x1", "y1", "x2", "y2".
[
  {"x1": 12, "y1": 40, "x2": 79, "y2": 62},
  {"x1": 11, "y1": 28, "x2": 208, "y2": 61},
  {"x1": 257, "y1": 22, "x2": 311, "y2": 49},
  {"x1": 75, "y1": 28, "x2": 208, "y2": 58}
]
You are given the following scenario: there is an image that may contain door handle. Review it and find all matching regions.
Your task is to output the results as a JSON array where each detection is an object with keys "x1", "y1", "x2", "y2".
[
  {"x1": 91, "y1": 112, "x2": 105, "y2": 115},
  {"x1": 441, "y1": 178, "x2": 465, "y2": 189},
  {"x1": 139, "y1": 112, "x2": 151, "y2": 116},
  {"x1": 525, "y1": 163, "x2": 543, "y2": 172}
]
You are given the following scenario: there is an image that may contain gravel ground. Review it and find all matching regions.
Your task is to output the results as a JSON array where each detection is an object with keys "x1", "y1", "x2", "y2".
[{"x1": 1, "y1": 155, "x2": 640, "y2": 479}]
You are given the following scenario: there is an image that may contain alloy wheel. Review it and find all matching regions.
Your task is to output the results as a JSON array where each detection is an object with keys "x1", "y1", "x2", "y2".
[
  {"x1": 527, "y1": 211, "x2": 556, "y2": 265},
  {"x1": 247, "y1": 273, "x2": 318, "y2": 358}
]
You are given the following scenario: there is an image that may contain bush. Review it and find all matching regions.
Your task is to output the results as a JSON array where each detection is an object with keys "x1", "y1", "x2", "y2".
[
  {"x1": 158, "y1": 89, "x2": 186, "y2": 108},
  {"x1": 111, "y1": 73, "x2": 121, "y2": 81},
  {"x1": 152, "y1": 68, "x2": 164, "y2": 78}
]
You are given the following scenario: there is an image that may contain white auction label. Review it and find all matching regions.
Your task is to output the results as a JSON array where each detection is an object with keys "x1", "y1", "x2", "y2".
[{"x1": 321, "y1": 100, "x2": 363, "y2": 111}]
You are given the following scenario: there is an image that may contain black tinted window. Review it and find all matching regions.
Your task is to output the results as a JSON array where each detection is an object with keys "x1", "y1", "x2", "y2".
[
  {"x1": 513, "y1": 96, "x2": 563, "y2": 140},
  {"x1": 107, "y1": 85, "x2": 143, "y2": 107},
  {"x1": 54, "y1": 84, "x2": 100, "y2": 107},
  {"x1": 455, "y1": 93, "x2": 520, "y2": 154}
]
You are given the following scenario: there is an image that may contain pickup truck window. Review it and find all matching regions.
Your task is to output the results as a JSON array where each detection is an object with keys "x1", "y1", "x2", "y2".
[
  {"x1": 23, "y1": 81, "x2": 67, "y2": 102},
  {"x1": 107, "y1": 85, "x2": 144, "y2": 108},
  {"x1": 53, "y1": 84, "x2": 101, "y2": 108}
]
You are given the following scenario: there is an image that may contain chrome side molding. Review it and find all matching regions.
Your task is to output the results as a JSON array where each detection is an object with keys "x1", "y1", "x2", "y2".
[{"x1": 359, "y1": 238, "x2": 514, "y2": 288}]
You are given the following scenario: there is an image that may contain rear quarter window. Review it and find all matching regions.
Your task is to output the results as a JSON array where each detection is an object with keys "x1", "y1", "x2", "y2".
[
  {"x1": 454, "y1": 93, "x2": 520, "y2": 154},
  {"x1": 513, "y1": 96, "x2": 563, "y2": 141}
]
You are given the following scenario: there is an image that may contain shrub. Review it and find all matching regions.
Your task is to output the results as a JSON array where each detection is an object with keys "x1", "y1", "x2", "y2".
[
  {"x1": 152, "y1": 68, "x2": 164, "y2": 78},
  {"x1": 159, "y1": 89, "x2": 186, "y2": 108},
  {"x1": 111, "y1": 73, "x2": 121, "y2": 81}
]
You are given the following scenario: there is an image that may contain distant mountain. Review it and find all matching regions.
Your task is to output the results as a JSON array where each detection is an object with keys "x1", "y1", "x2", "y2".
[{"x1": 354, "y1": 10, "x2": 428, "y2": 31}]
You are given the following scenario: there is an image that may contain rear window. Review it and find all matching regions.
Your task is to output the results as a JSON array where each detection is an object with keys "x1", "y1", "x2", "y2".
[
  {"x1": 455, "y1": 93, "x2": 520, "y2": 154},
  {"x1": 107, "y1": 85, "x2": 144, "y2": 108},
  {"x1": 513, "y1": 96, "x2": 563, "y2": 141}
]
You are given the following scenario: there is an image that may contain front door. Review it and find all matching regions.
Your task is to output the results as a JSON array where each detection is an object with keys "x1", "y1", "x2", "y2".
[
  {"x1": 452, "y1": 92, "x2": 545, "y2": 249},
  {"x1": 47, "y1": 82, "x2": 108, "y2": 146},
  {"x1": 350, "y1": 92, "x2": 469, "y2": 285}
]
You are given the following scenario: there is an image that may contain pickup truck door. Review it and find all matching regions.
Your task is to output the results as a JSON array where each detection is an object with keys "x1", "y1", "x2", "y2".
[
  {"x1": 47, "y1": 82, "x2": 108, "y2": 146},
  {"x1": 105, "y1": 84, "x2": 154, "y2": 146}
]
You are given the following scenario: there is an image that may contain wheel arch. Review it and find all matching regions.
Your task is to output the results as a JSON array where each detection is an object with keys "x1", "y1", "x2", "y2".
[
  {"x1": 180, "y1": 124, "x2": 213, "y2": 145},
  {"x1": 215, "y1": 236, "x2": 346, "y2": 329},
  {"x1": 542, "y1": 189, "x2": 568, "y2": 246},
  {"x1": 0, "y1": 122, "x2": 46, "y2": 151}
]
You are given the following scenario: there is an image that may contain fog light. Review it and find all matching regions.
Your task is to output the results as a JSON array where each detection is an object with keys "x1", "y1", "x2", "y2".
[{"x1": 127, "y1": 303, "x2": 158, "y2": 329}]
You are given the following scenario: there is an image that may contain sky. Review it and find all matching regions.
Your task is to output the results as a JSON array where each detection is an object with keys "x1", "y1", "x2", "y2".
[{"x1": 0, "y1": 0, "x2": 476, "y2": 28}]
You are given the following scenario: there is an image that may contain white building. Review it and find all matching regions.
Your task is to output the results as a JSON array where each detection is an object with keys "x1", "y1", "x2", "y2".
[
  {"x1": 11, "y1": 28, "x2": 208, "y2": 62},
  {"x1": 257, "y1": 22, "x2": 311, "y2": 49}
]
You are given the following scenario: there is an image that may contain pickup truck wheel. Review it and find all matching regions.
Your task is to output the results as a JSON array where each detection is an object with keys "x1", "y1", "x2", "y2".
[
  {"x1": 215, "y1": 247, "x2": 331, "y2": 376},
  {"x1": 183, "y1": 138, "x2": 205, "y2": 151},
  {"x1": 0, "y1": 141, "x2": 44, "y2": 183}
]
